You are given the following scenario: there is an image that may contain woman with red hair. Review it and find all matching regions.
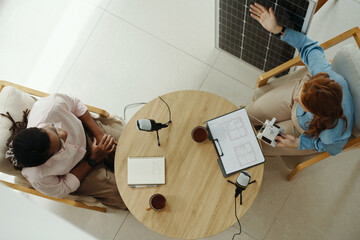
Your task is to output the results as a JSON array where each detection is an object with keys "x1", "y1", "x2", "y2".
[{"x1": 246, "y1": 3, "x2": 354, "y2": 156}]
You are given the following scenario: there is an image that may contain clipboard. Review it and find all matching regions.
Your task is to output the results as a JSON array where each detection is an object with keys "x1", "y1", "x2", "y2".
[{"x1": 205, "y1": 108, "x2": 265, "y2": 177}]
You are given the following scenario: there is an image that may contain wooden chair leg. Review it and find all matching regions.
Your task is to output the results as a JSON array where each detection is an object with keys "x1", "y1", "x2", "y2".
[
  {"x1": 287, "y1": 165, "x2": 303, "y2": 181},
  {"x1": 288, "y1": 137, "x2": 360, "y2": 181},
  {"x1": 287, "y1": 152, "x2": 331, "y2": 181}
]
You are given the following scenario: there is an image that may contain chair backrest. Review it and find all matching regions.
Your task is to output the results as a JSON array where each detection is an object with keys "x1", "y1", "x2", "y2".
[
  {"x1": 0, "y1": 86, "x2": 37, "y2": 177},
  {"x1": 332, "y1": 44, "x2": 360, "y2": 137}
]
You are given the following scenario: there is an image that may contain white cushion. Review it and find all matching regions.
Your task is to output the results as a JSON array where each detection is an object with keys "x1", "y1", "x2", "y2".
[
  {"x1": 0, "y1": 86, "x2": 36, "y2": 176},
  {"x1": 332, "y1": 44, "x2": 360, "y2": 137}
]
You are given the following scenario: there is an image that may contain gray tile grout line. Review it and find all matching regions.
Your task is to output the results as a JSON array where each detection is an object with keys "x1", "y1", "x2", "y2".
[
  {"x1": 105, "y1": 0, "x2": 114, "y2": 10},
  {"x1": 231, "y1": 223, "x2": 260, "y2": 240},
  {"x1": 55, "y1": 6, "x2": 107, "y2": 93},
  {"x1": 214, "y1": 49, "x2": 265, "y2": 89},
  {"x1": 83, "y1": 0, "x2": 106, "y2": 10},
  {"x1": 198, "y1": 67, "x2": 213, "y2": 90},
  {"x1": 199, "y1": 49, "x2": 258, "y2": 91},
  {"x1": 58, "y1": 1, "x2": 257, "y2": 93},
  {"x1": 246, "y1": 231, "x2": 260, "y2": 240},
  {"x1": 112, "y1": 211, "x2": 131, "y2": 240},
  {"x1": 199, "y1": 49, "x2": 259, "y2": 90},
  {"x1": 262, "y1": 176, "x2": 301, "y2": 240},
  {"x1": 105, "y1": 9, "x2": 261, "y2": 91},
  {"x1": 105, "y1": 5, "x2": 262, "y2": 90},
  {"x1": 212, "y1": 65, "x2": 257, "y2": 89},
  {"x1": 103, "y1": 9, "x2": 217, "y2": 68},
  {"x1": 84, "y1": 0, "x2": 114, "y2": 10},
  {"x1": 199, "y1": 51, "x2": 221, "y2": 90},
  {"x1": 112, "y1": 212, "x2": 258, "y2": 240}
]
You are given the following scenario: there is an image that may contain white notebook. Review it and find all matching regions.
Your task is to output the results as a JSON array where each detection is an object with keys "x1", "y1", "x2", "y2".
[{"x1": 127, "y1": 157, "x2": 165, "y2": 185}]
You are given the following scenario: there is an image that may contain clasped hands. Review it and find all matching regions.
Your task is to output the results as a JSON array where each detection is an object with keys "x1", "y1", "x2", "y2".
[{"x1": 90, "y1": 133, "x2": 117, "y2": 163}]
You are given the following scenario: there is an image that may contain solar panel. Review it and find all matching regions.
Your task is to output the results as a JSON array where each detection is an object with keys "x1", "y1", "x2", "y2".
[{"x1": 216, "y1": 0, "x2": 316, "y2": 76}]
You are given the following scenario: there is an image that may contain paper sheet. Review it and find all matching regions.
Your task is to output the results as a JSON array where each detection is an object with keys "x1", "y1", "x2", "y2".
[{"x1": 207, "y1": 108, "x2": 264, "y2": 175}]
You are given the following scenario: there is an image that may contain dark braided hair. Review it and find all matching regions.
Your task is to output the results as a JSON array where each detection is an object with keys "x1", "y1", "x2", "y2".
[{"x1": 13, "y1": 127, "x2": 51, "y2": 167}]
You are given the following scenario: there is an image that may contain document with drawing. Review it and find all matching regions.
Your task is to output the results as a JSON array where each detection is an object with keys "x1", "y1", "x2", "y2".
[{"x1": 206, "y1": 108, "x2": 265, "y2": 177}]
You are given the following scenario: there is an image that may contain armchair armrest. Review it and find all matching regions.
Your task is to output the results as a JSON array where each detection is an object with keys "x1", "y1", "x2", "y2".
[{"x1": 85, "y1": 105, "x2": 110, "y2": 118}]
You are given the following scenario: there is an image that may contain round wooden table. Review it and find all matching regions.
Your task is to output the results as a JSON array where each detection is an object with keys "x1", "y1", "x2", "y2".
[{"x1": 115, "y1": 90, "x2": 264, "y2": 239}]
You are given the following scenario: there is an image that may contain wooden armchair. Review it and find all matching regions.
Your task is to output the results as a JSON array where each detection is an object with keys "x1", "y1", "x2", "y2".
[
  {"x1": 0, "y1": 80, "x2": 109, "y2": 212},
  {"x1": 254, "y1": 27, "x2": 360, "y2": 181}
]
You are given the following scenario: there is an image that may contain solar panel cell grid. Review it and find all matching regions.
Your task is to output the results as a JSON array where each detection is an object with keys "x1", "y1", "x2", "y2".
[{"x1": 217, "y1": 0, "x2": 314, "y2": 77}]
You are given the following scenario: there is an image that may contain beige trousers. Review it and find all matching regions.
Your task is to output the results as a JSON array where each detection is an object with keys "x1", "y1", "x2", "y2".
[
  {"x1": 246, "y1": 72, "x2": 317, "y2": 157},
  {"x1": 73, "y1": 116, "x2": 127, "y2": 209}
]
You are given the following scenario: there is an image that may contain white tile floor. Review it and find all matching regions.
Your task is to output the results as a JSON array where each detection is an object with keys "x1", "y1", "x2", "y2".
[{"x1": 1, "y1": 0, "x2": 360, "y2": 239}]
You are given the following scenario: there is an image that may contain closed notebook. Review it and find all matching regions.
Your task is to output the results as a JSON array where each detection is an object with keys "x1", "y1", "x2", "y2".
[{"x1": 127, "y1": 157, "x2": 165, "y2": 185}]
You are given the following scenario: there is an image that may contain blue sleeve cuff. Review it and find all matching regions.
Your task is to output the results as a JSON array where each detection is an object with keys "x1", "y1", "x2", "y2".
[
  {"x1": 281, "y1": 28, "x2": 307, "y2": 50},
  {"x1": 298, "y1": 134, "x2": 325, "y2": 152},
  {"x1": 298, "y1": 134, "x2": 347, "y2": 156}
]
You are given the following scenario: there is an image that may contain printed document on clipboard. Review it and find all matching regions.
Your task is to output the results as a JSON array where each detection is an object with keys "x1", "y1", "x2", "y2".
[{"x1": 206, "y1": 108, "x2": 265, "y2": 177}]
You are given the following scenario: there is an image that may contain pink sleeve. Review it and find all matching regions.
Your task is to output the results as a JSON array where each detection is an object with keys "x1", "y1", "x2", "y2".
[
  {"x1": 53, "y1": 94, "x2": 88, "y2": 118},
  {"x1": 60, "y1": 173, "x2": 81, "y2": 194},
  {"x1": 23, "y1": 172, "x2": 81, "y2": 199}
]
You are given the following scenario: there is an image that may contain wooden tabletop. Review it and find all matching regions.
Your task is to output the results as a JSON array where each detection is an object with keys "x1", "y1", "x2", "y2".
[{"x1": 115, "y1": 90, "x2": 264, "y2": 239}]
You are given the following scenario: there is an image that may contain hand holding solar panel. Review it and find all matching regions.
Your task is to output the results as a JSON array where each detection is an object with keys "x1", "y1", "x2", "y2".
[{"x1": 249, "y1": 3, "x2": 283, "y2": 35}]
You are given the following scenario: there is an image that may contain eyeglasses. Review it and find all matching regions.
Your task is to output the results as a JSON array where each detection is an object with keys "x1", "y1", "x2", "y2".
[{"x1": 50, "y1": 123, "x2": 65, "y2": 154}]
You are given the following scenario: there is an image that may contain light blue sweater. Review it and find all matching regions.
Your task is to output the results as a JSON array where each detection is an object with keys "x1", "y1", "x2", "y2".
[{"x1": 281, "y1": 28, "x2": 354, "y2": 156}]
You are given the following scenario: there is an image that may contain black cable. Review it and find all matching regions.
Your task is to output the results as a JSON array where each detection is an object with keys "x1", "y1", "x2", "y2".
[
  {"x1": 158, "y1": 96, "x2": 171, "y2": 125},
  {"x1": 232, "y1": 195, "x2": 242, "y2": 240},
  {"x1": 124, "y1": 97, "x2": 171, "y2": 123},
  {"x1": 156, "y1": 130, "x2": 160, "y2": 146}
]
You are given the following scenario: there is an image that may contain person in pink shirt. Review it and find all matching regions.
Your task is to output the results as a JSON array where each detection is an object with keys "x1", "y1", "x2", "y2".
[{"x1": 12, "y1": 93, "x2": 126, "y2": 209}]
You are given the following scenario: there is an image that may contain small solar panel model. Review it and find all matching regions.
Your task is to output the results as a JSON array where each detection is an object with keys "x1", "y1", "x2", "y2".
[
  {"x1": 216, "y1": 0, "x2": 317, "y2": 76},
  {"x1": 256, "y1": 117, "x2": 285, "y2": 147}
]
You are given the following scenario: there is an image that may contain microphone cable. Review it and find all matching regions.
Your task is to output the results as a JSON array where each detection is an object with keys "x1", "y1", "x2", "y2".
[
  {"x1": 158, "y1": 96, "x2": 172, "y2": 125},
  {"x1": 123, "y1": 102, "x2": 147, "y2": 121},
  {"x1": 123, "y1": 96, "x2": 171, "y2": 124},
  {"x1": 232, "y1": 195, "x2": 242, "y2": 240}
]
